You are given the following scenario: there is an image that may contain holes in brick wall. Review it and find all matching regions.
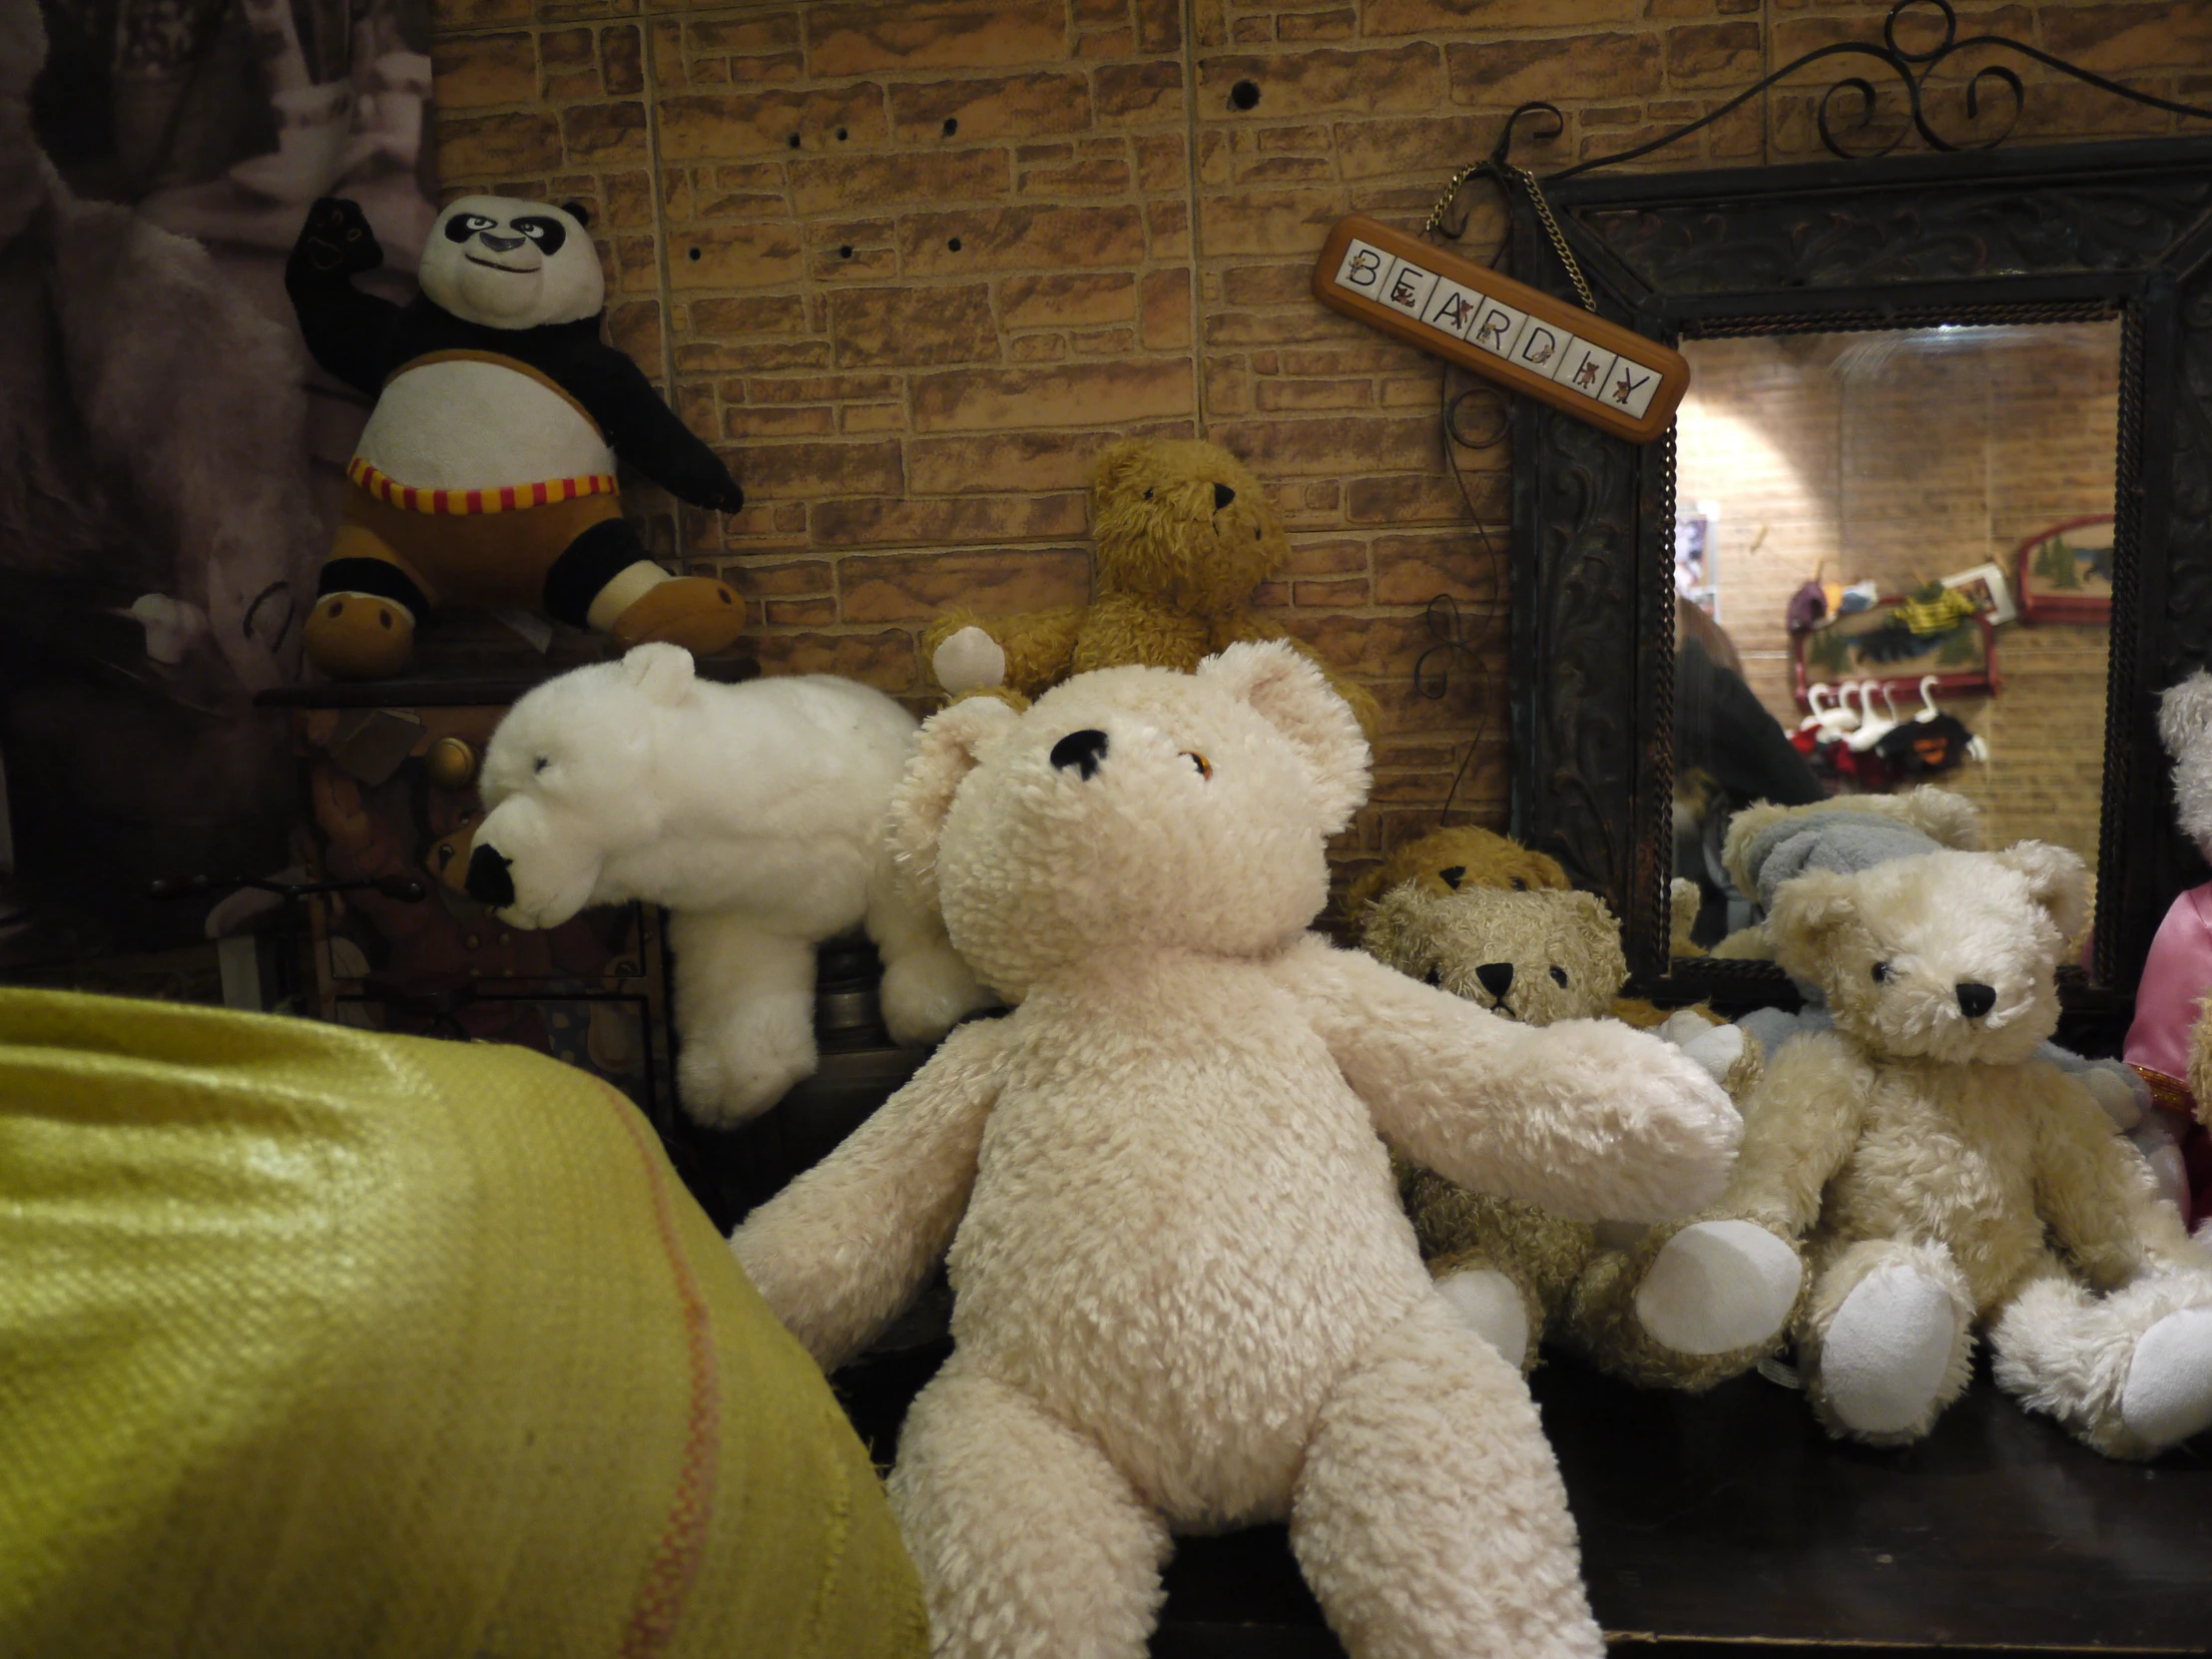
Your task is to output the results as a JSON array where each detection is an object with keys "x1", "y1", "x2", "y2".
[
  {"x1": 946, "y1": 236, "x2": 962, "y2": 253},
  {"x1": 687, "y1": 247, "x2": 701, "y2": 261},
  {"x1": 835, "y1": 127, "x2": 848, "y2": 141},
  {"x1": 838, "y1": 244, "x2": 853, "y2": 259},
  {"x1": 942, "y1": 117, "x2": 958, "y2": 137},
  {"x1": 787, "y1": 133, "x2": 801, "y2": 149},
  {"x1": 1229, "y1": 79, "x2": 1261, "y2": 112}
]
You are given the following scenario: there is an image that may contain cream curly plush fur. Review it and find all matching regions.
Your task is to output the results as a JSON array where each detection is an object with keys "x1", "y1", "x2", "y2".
[
  {"x1": 733, "y1": 643, "x2": 1743, "y2": 1659},
  {"x1": 1626, "y1": 836, "x2": 2212, "y2": 1457}
]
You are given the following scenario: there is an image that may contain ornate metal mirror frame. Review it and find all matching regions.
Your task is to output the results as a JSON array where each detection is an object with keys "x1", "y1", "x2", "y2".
[{"x1": 1501, "y1": 121, "x2": 2212, "y2": 1020}]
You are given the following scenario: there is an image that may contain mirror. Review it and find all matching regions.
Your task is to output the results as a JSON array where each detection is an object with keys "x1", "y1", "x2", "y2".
[
  {"x1": 1504, "y1": 134, "x2": 2212, "y2": 1018},
  {"x1": 1669, "y1": 321, "x2": 2120, "y2": 951}
]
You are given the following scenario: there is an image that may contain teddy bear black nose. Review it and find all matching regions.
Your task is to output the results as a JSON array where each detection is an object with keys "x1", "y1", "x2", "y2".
[
  {"x1": 1213, "y1": 482, "x2": 1235, "y2": 511},
  {"x1": 464, "y1": 842, "x2": 517, "y2": 908},
  {"x1": 1050, "y1": 728, "x2": 1109, "y2": 779},
  {"x1": 1475, "y1": 961, "x2": 1514, "y2": 999},
  {"x1": 1955, "y1": 981, "x2": 1996, "y2": 1019}
]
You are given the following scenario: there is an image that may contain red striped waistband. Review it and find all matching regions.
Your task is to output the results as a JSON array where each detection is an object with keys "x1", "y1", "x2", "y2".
[{"x1": 347, "y1": 455, "x2": 618, "y2": 515}]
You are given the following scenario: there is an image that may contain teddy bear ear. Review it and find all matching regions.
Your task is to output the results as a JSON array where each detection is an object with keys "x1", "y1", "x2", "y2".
[
  {"x1": 2157, "y1": 670, "x2": 2212, "y2": 761},
  {"x1": 1991, "y1": 840, "x2": 2089, "y2": 944},
  {"x1": 1764, "y1": 868, "x2": 1863, "y2": 979},
  {"x1": 1340, "y1": 862, "x2": 1393, "y2": 921},
  {"x1": 621, "y1": 642, "x2": 695, "y2": 706},
  {"x1": 887, "y1": 696, "x2": 1022, "y2": 903},
  {"x1": 1198, "y1": 640, "x2": 1371, "y2": 833}
]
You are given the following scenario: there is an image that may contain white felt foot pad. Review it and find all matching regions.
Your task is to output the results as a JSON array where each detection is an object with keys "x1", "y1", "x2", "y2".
[
  {"x1": 1822, "y1": 1267, "x2": 1956, "y2": 1435},
  {"x1": 1436, "y1": 1268, "x2": 1529, "y2": 1372},
  {"x1": 1634, "y1": 1220, "x2": 1802, "y2": 1356},
  {"x1": 933, "y1": 626, "x2": 1007, "y2": 695},
  {"x1": 2121, "y1": 1307, "x2": 2212, "y2": 1449}
]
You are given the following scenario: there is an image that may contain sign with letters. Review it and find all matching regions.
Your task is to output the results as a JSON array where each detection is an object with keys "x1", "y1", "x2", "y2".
[{"x1": 1311, "y1": 215, "x2": 1689, "y2": 444}]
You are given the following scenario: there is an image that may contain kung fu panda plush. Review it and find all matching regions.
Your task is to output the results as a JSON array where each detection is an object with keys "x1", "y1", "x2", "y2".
[{"x1": 284, "y1": 195, "x2": 747, "y2": 680}]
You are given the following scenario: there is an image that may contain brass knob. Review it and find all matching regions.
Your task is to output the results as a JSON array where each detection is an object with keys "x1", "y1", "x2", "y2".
[{"x1": 424, "y1": 736, "x2": 479, "y2": 790}]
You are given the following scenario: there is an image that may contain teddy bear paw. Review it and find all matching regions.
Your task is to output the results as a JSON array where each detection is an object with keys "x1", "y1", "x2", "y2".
[
  {"x1": 933, "y1": 626, "x2": 1008, "y2": 695},
  {"x1": 1822, "y1": 1267, "x2": 1959, "y2": 1436},
  {"x1": 879, "y1": 945, "x2": 993, "y2": 1046},
  {"x1": 2120, "y1": 1306, "x2": 2212, "y2": 1449},
  {"x1": 1633, "y1": 1220, "x2": 1801, "y2": 1356},
  {"x1": 1434, "y1": 1267, "x2": 1530, "y2": 1371}
]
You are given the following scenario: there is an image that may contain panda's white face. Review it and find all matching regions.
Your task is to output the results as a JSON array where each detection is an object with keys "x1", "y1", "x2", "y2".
[{"x1": 419, "y1": 195, "x2": 602, "y2": 329}]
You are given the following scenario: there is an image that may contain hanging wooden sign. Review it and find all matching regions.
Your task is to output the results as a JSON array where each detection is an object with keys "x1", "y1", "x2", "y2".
[{"x1": 1310, "y1": 215, "x2": 1690, "y2": 445}]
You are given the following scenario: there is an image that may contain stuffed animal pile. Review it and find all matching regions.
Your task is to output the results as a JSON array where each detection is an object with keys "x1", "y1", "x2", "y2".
[
  {"x1": 923, "y1": 438, "x2": 1382, "y2": 735},
  {"x1": 734, "y1": 644, "x2": 1742, "y2": 1659},
  {"x1": 463, "y1": 644, "x2": 988, "y2": 1124},
  {"x1": 1605, "y1": 794, "x2": 2212, "y2": 1457}
]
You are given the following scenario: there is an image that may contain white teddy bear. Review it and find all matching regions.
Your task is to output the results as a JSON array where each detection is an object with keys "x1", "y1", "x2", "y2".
[
  {"x1": 735, "y1": 643, "x2": 1743, "y2": 1659},
  {"x1": 467, "y1": 644, "x2": 990, "y2": 1123}
]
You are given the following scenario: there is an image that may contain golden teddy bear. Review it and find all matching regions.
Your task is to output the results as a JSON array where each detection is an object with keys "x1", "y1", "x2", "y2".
[
  {"x1": 923, "y1": 437, "x2": 1382, "y2": 736},
  {"x1": 1358, "y1": 830, "x2": 1793, "y2": 1380}
]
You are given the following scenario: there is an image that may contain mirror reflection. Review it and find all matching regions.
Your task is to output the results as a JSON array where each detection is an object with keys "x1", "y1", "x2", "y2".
[{"x1": 1670, "y1": 321, "x2": 2120, "y2": 952}]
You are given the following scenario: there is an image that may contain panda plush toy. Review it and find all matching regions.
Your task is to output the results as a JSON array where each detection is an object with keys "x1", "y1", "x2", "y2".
[{"x1": 284, "y1": 195, "x2": 747, "y2": 680}]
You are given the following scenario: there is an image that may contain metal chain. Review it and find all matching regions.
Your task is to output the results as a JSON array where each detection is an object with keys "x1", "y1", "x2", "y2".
[{"x1": 1421, "y1": 160, "x2": 1598, "y2": 315}]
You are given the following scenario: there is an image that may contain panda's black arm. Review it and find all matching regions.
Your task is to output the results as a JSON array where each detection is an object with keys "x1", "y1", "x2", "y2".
[
  {"x1": 284, "y1": 199, "x2": 408, "y2": 396},
  {"x1": 574, "y1": 348, "x2": 746, "y2": 513}
]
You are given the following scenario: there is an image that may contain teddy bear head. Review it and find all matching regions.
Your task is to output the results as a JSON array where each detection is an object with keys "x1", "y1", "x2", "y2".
[
  {"x1": 464, "y1": 644, "x2": 696, "y2": 927},
  {"x1": 1090, "y1": 439, "x2": 1287, "y2": 618},
  {"x1": 887, "y1": 641, "x2": 1369, "y2": 999},
  {"x1": 1341, "y1": 825, "x2": 1570, "y2": 921},
  {"x1": 1766, "y1": 841, "x2": 2087, "y2": 1064},
  {"x1": 2157, "y1": 669, "x2": 2212, "y2": 860},
  {"x1": 1360, "y1": 882, "x2": 1626, "y2": 1026}
]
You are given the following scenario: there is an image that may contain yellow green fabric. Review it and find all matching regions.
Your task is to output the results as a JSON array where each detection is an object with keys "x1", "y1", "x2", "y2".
[{"x1": 0, "y1": 988, "x2": 926, "y2": 1659}]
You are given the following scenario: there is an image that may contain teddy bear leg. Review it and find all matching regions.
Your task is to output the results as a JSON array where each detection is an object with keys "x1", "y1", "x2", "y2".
[
  {"x1": 1797, "y1": 1239, "x2": 1973, "y2": 1445},
  {"x1": 304, "y1": 522, "x2": 432, "y2": 681},
  {"x1": 1562, "y1": 1218, "x2": 1803, "y2": 1390},
  {"x1": 889, "y1": 1355, "x2": 1171, "y2": 1659},
  {"x1": 544, "y1": 518, "x2": 746, "y2": 658},
  {"x1": 1290, "y1": 1294, "x2": 1602, "y2": 1659},
  {"x1": 1987, "y1": 1261, "x2": 2212, "y2": 1458},
  {"x1": 864, "y1": 863, "x2": 993, "y2": 1047},
  {"x1": 666, "y1": 910, "x2": 818, "y2": 1126}
]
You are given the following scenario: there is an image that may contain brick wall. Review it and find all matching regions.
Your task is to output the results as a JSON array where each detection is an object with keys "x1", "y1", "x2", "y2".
[
  {"x1": 1677, "y1": 322, "x2": 2118, "y2": 863},
  {"x1": 426, "y1": 0, "x2": 2210, "y2": 889}
]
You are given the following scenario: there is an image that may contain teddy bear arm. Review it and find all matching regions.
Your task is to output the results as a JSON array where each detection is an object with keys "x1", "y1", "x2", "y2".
[
  {"x1": 731, "y1": 1016, "x2": 1009, "y2": 1371},
  {"x1": 1713, "y1": 1032, "x2": 1868, "y2": 1236},
  {"x1": 2029, "y1": 1068, "x2": 2190, "y2": 1285},
  {"x1": 923, "y1": 607, "x2": 1085, "y2": 701},
  {"x1": 1279, "y1": 939, "x2": 1741, "y2": 1223}
]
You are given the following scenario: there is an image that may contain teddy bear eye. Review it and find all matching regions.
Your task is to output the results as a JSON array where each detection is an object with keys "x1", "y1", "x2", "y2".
[
  {"x1": 1872, "y1": 961, "x2": 1892, "y2": 983},
  {"x1": 1423, "y1": 964, "x2": 1442, "y2": 987},
  {"x1": 1549, "y1": 965, "x2": 1568, "y2": 987},
  {"x1": 1510, "y1": 876, "x2": 1526, "y2": 891},
  {"x1": 1181, "y1": 750, "x2": 1212, "y2": 780},
  {"x1": 1143, "y1": 487, "x2": 1154, "y2": 500},
  {"x1": 534, "y1": 756, "x2": 551, "y2": 774}
]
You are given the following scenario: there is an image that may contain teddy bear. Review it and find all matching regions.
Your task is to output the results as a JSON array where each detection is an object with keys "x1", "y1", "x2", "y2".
[
  {"x1": 1599, "y1": 827, "x2": 2212, "y2": 1458},
  {"x1": 2122, "y1": 669, "x2": 2212, "y2": 1229},
  {"x1": 461, "y1": 644, "x2": 990, "y2": 1124},
  {"x1": 1361, "y1": 877, "x2": 1793, "y2": 1378},
  {"x1": 731, "y1": 642, "x2": 1744, "y2": 1659},
  {"x1": 922, "y1": 437, "x2": 1382, "y2": 736},
  {"x1": 1342, "y1": 825, "x2": 1571, "y2": 917},
  {"x1": 285, "y1": 195, "x2": 747, "y2": 680}
]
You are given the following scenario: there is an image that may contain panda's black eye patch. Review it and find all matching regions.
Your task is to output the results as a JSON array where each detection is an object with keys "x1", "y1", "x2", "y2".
[
  {"x1": 444, "y1": 214, "x2": 497, "y2": 243},
  {"x1": 1549, "y1": 965, "x2": 1568, "y2": 987},
  {"x1": 511, "y1": 216, "x2": 568, "y2": 255}
]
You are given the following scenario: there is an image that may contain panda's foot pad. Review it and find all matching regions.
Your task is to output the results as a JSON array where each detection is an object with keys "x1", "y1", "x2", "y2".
[
  {"x1": 305, "y1": 591, "x2": 416, "y2": 680},
  {"x1": 611, "y1": 577, "x2": 747, "y2": 656}
]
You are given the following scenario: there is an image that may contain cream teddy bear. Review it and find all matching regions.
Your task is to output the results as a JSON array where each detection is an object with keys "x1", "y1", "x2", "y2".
[
  {"x1": 1363, "y1": 880, "x2": 1794, "y2": 1377},
  {"x1": 1615, "y1": 832, "x2": 2212, "y2": 1457},
  {"x1": 733, "y1": 643, "x2": 1743, "y2": 1659}
]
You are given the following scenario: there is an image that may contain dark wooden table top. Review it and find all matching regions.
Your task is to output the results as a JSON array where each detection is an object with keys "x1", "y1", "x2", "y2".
[{"x1": 835, "y1": 1344, "x2": 2212, "y2": 1658}]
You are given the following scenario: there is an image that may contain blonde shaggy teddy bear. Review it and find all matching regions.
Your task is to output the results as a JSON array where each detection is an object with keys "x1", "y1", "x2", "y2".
[
  {"x1": 733, "y1": 643, "x2": 1743, "y2": 1659},
  {"x1": 1614, "y1": 833, "x2": 2212, "y2": 1457},
  {"x1": 923, "y1": 438, "x2": 1382, "y2": 736},
  {"x1": 1363, "y1": 880, "x2": 1794, "y2": 1378}
]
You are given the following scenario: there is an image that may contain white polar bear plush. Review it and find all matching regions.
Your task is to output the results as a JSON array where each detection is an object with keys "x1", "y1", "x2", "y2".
[
  {"x1": 468, "y1": 644, "x2": 990, "y2": 1123},
  {"x1": 734, "y1": 642, "x2": 1744, "y2": 1659}
]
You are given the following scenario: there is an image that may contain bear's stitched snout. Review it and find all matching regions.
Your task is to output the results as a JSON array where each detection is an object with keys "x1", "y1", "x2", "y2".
[
  {"x1": 1050, "y1": 728, "x2": 1110, "y2": 779},
  {"x1": 465, "y1": 842, "x2": 518, "y2": 908},
  {"x1": 1474, "y1": 961, "x2": 1515, "y2": 1000},
  {"x1": 1955, "y1": 980, "x2": 1997, "y2": 1019}
]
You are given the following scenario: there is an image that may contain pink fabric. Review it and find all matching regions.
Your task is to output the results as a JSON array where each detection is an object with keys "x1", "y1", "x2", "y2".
[{"x1": 2124, "y1": 883, "x2": 2212, "y2": 1082}]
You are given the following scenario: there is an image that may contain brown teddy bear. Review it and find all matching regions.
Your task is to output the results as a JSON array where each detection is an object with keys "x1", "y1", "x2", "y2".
[
  {"x1": 1363, "y1": 878, "x2": 1790, "y2": 1377},
  {"x1": 922, "y1": 438, "x2": 1381, "y2": 735},
  {"x1": 1342, "y1": 825, "x2": 1570, "y2": 918}
]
